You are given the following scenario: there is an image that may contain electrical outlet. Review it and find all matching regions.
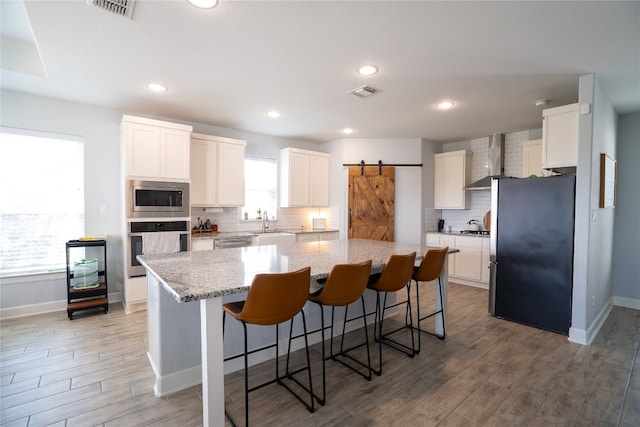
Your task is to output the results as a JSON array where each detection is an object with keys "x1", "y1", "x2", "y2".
[
  {"x1": 99, "y1": 204, "x2": 108, "y2": 215},
  {"x1": 591, "y1": 210, "x2": 597, "y2": 223},
  {"x1": 592, "y1": 295, "x2": 596, "y2": 307}
]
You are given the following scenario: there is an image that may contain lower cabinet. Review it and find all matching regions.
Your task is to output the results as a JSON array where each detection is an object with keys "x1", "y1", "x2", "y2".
[
  {"x1": 192, "y1": 238, "x2": 214, "y2": 252},
  {"x1": 296, "y1": 231, "x2": 339, "y2": 243},
  {"x1": 454, "y1": 236, "x2": 483, "y2": 281},
  {"x1": 426, "y1": 233, "x2": 489, "y2": 286}
]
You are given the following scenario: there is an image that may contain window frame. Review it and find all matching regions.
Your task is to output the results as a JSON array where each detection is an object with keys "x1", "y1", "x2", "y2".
[
  {"x1": 243, "y1": 156, "x2": 278, "y2": 220},
  {"x1": 0, "y1": 127, "x2": 85, "y2": 279}
]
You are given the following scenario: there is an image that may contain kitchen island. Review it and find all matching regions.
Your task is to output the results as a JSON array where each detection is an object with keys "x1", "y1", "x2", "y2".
[{"x1": 138, "y1": 239, "x2": 456, "y2": 427}]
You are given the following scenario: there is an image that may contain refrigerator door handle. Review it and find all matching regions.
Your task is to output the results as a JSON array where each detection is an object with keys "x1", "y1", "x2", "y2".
[{"x1": 488, "y1": 259, "x2": 497, "y2": 315}]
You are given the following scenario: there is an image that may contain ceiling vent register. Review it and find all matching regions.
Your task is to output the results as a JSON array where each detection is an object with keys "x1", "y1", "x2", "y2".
[
  {"x1": 86, "y1": 0, "x2": 136, "y2": 19},
  {"x1": 349, "y1": 85, "x2": 379, "y2": 98}
]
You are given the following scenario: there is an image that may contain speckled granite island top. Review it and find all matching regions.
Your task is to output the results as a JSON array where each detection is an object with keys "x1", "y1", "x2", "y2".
[{"x1": 137, "y1": 239, "x2": 449, "y2": 304}]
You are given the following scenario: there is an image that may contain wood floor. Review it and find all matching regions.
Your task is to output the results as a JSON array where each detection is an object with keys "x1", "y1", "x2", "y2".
[{"x1": 1, "y1": 283, "x2": 638, "y2": 426}]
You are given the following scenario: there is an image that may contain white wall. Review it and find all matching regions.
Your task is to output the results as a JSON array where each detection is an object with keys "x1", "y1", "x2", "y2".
[
  {"x1": 570, "y1": 74, "x2": 617, "y2": 344},
  {"x1": 1, "y1": 90, "x2": 124, "y2": 316},
  {"x1": 612, "y1": 113, "x2": 640, "y2": 308},
  {"x1": 327, "y1": 138, "x2": 424, "y2": 245}
]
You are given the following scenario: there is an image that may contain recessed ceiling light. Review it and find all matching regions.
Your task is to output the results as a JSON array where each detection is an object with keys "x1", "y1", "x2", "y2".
[
  {"x1": 358, "y1": 65, "x2": 378, "y2": 76},
  {"x1": 187, "y1": 0, "x2": 218, "y2": 8},
  {"x1": 341, "y1": 128, "x2": 354, "y2": 135},
  {"x1": 436, "y1": 100, "x2": 455, "y2": 110},
  {"x1": 147, "y1": 83, "x2": 167, "y2": 93},
  {"x1": 267, "y1": 110, "x2": 281, "y2": 118}
]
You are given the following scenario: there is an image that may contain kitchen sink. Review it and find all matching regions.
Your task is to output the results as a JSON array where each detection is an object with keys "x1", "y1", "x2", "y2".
[{"x1": 254, "y1": 232, "x2": 296, "y2": 245}]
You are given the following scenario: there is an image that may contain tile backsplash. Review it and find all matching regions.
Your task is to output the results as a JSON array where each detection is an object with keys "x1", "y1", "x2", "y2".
[{"x1": 191, "y1": 206, "x2": 338, "y2": 233}]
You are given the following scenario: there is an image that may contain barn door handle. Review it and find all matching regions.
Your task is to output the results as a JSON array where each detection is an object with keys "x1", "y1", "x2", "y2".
[{"x1": 349, "y1": 211, "x2": 352, "y2": 229}]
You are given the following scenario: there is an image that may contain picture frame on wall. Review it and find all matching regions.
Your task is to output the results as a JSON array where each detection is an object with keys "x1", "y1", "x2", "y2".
[{"x1": 599, "y1": 153, "x2": 616, "y2": 208}]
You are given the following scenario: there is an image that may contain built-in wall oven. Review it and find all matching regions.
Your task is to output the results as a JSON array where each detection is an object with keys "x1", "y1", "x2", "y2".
[
  {"x1": 128, "y1": 221, "x2": 189, "y2": 277},
  {"x1": 127, "y1": 180, "x2": 189, "y2": 218}
]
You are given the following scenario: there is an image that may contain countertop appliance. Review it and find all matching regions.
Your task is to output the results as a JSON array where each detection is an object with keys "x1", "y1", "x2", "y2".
[{"x1": 488, "y1": 175, "x2": 575, "y2": 334}]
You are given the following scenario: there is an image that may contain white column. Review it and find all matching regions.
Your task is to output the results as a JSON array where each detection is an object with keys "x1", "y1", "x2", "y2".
[{"x1": 200, "y1": 297, "x2": 225, "y2": 427}]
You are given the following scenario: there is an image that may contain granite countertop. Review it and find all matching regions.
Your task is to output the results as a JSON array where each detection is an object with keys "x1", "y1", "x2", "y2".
[
  {"x1": 191, "y1": 229, "x2": 340, "y2": 240},
  {"x1": 138, "y1": 239, "x2": 456, "y2": 304}
]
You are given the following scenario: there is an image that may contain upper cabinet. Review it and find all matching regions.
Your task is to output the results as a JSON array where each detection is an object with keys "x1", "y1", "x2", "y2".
[
  {"x1": 122, "y1": 115, "x2": 192, "y2": 180},
  {"x1": 280, "y1": 148, "x2": 330, "y2": 207},
  {"x1": 521, "y1": 139, "x2": 543, "y2": 178},
  {"x1": 542, "y1": 103, "x2": 579, "y2": 169},
  {"x1": 190, "y1": 133, "x2": 246, "y2": 207},
  {"x1": 434, "y1": 150, "x2": 472, "y2": 209}
]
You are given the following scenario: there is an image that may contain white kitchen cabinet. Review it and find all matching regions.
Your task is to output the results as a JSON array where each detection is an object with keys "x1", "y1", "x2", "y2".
[
  {"x1": 426, "y1": 232, "x2": 490, "y2": 285},
  {"x1": 296, "y1": 231, "x2": 339, "y2": 243},
  {"x1": 522, "y1": 140, "x2": 543, "y2": 178},
  {"x1": 439, "y1": 234, "x2": 457, "y2": 277},
  {"x1": 122, "y1": 115, "x2": 192, "y2": 180},
  {"x1": 191, "y1": 238, "x2": 214, "y2": 252},
  {"x1": 434, "y1": 150, "x2": 472, "y2": 209},
  {"x1": 454, "y1": 236, "x2": 483, "y2": 282},
  {"x1": 280, "y1": 148, "x2": 330, "y2": 207},
  {"x1": 542, "y1": 103, "x2": 579, "y2": 169},
  {"x1": 481, "y1": 238, "x2": 490, "y2": 284},
  {"x1": 190, "y1": 133, "x2": 246, "y2": 207}
]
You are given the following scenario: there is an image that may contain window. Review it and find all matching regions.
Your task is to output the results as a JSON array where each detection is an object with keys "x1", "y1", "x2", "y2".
[
  {"x1": 244, "y1": 158, "x2": 277, "y2": 220},
  {"x1": 0, "y1": 128, "x2": 84, "y2": 277}
]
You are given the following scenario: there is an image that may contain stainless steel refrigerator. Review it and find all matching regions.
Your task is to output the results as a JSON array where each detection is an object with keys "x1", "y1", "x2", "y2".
[{"x1": 488, "y1": 175, "x2": 575, "y2": 334}]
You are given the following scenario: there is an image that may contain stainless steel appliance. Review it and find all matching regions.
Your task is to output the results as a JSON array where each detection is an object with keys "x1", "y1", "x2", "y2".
[
  {"x1": 489, "y1": 175, "x2": 575, "y2": 334},
  {"x1": 127, "y1": 180, "x2": 189, "y2": 218},
  {"x1": 214, "y1": 236, "x2": 254, "y2": 249},
  {"x1": 128, "y1": 221, "x2": 189, "y2": 277}
]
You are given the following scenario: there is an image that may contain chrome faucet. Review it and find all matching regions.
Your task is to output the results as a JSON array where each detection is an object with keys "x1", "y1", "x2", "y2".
[{"x1": 262, "y1": 210, "x2": 269, "y2": 232}]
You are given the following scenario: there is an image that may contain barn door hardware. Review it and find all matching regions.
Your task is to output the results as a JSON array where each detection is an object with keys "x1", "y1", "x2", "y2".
[{"x1": 342, "y1": 160, "x2": 423, "y2": 175}]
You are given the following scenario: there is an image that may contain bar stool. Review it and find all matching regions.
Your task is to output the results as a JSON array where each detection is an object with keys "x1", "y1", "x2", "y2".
[
  {"x1": 308, "y1": 260, "x2": 373, "y2": 404},
  {"x1": 409, "y1": 247, "x2": 449, "y2": 353},
  {"x1": 222, "y1": 267, "x2": 314, "y2": 427},
  {"x1": 367, "y1": 252, "x2": 417, "y2": 376}
]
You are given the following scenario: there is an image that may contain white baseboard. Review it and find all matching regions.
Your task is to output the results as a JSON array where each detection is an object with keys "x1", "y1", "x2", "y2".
[
  {"x1": 0, "y1": 291, "x2": 123, "y2": 320},
  {"x1": 123, "y1": 300, "x2": 147, "y2": 314},
  {"x1": 613, "y1": 296, "x2": 640, "y2": 310},
  {"x1": 569, "y1": 297, "x2": 614, "y2": 345},
  {"x1": 449, "y1": 278, "x2": 489, "y2": 290},
  {"x1": 149, "y1": 352, "x2": 203, "y2": 397}
]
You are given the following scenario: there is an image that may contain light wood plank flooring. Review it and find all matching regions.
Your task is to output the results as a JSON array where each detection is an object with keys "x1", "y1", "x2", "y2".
[{"x1": 1, "y1": 283, "x2": 638, "y2": 426}]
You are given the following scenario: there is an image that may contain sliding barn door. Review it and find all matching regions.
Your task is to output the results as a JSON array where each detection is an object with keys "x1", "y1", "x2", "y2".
[{"x1": 348, "y1": 166, "x2": 395, "y2": 241}]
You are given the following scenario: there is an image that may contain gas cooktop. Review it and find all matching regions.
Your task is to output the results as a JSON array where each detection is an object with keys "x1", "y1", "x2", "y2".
[{"x1": 459, "y1": 230, "x2": 490, "y2": 236}]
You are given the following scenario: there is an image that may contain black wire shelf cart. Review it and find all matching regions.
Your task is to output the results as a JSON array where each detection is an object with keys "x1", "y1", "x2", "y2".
[{"x1": 65, "y1": 239, "x2": 108, "y2": 319}]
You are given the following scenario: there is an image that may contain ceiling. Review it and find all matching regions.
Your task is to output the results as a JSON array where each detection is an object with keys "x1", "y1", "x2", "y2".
[{"x1": 1, "y1": 1, "x2": 639, "y2": 143}]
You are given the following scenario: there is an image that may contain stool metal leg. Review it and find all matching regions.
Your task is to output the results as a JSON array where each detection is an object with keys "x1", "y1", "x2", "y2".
[{"x1": 411, "y1": 277, "x2": 446, "y2": 354}]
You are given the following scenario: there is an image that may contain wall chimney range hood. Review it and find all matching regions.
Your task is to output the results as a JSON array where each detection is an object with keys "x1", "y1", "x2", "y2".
[{"x1": 464, "y1": 133, "x2": 507, "y2": 190}]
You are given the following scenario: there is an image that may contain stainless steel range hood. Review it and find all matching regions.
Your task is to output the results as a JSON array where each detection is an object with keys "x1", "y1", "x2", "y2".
[{"x1": 464, "y1": 133, "x2": 507, "y2": 190}]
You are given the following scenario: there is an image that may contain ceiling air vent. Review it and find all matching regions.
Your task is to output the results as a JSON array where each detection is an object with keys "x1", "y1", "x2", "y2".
[
  {"x1": 86, "y1": 0, "x2": 136, "y2": 19},
  {"x1": 349, "y1": 85, "x2": 379, "y2": 98}
]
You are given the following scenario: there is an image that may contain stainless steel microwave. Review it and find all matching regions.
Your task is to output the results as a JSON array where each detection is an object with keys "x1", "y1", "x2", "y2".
[{"x1": 127, "y1": 180, "x2": 189, "y2": 218}]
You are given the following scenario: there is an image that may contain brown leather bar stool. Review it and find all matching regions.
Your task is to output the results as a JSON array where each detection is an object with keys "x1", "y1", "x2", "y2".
[
  {"x1": 409, "y1": 247, "x2": 449, "y2": 353},
  {"x1": 222, "y1": 267, "x2": 314, "y2": 427},
  {"x1": 367, "y1": 252, "x2": 417, "y2": 376},
  {"x1": 308, "y1": 260, "x2": 373, "y2": 404}
]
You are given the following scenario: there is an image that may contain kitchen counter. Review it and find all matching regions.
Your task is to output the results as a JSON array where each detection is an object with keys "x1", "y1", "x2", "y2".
[{"x1": 138, "y1": 239, "x2": 456, "y2": 426}]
